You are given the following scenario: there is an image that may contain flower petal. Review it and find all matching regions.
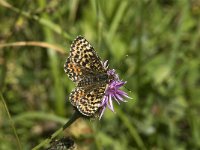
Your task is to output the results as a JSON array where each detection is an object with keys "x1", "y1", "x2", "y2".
[
  {"x1": 109, "y1": 94, "x2": 115, "y2": 112},
  {"x1": 117, "y1": 90, "x2": 132, "y2": 99},
  {"x1": 116, "y1": 89, "x2": 127, "y2": 95},
  {"x1": 100, "y1": 96, "x2": 107, "y2": 106},
  {"x1": 99, "y1": 106, "x2": 106, "y2": 120},
  {"x1": 106, "y1": 96, "x2": 112, "y2": 110},
  {"x1": 113, "y1": 95, "x2": 120, "y2": 104},
  {"x1": 119, "y1": 81, "x2": 126, "y2": 86},
  {"x1": 115, "y1": 93, "x2": 123, "y2": 101},
  {"x1": 123, "y1": 94, "x2": 132, "y2": 99}
]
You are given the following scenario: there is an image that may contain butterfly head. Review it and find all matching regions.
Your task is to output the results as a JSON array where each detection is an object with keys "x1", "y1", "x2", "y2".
[
  {"x1": 107, "y1": 69, "x2": 119, "y2": 83},
  {"x1": 102, "y1": 60, "x2": 119, "y2": 83}
]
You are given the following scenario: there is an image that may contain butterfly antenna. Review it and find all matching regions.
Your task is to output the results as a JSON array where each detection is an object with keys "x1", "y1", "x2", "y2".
[
  {"x1": 118, "y1": 54, "x2": 129, "y2": 69},
  {"x1": 114, "y1": 54, "x2": 129, "y2": 73},
  {"x1": 124, "y1": 85, "x2": 132, "y2": 93}
]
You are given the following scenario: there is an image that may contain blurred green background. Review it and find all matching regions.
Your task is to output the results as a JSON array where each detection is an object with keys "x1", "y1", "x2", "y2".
[{"x1": 0, "y1": 0, "x2": 200, "y2": 149}]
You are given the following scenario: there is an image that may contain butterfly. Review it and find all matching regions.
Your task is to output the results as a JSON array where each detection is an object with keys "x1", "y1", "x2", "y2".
[
  {"x1": 47, "y1": 137, "x2": 76, "y2": 150},
  {"x1": 64, "y1": 36, "x2": 110, "y2": 117}
]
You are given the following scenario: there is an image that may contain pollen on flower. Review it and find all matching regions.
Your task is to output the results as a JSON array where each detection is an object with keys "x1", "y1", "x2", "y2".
[{"x1": 98, "y1": 68, "x2": 132, "y2": 119}]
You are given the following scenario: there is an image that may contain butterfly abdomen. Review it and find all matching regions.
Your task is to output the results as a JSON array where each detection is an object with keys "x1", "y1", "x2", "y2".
[{"x1": 78, "y1": 74, "x2": 108, "y2": 87}]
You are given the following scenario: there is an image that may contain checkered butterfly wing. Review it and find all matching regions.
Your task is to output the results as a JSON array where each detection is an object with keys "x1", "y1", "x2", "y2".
[
  {"x1": 70, "y1": 83, "x2": 107, "y2": 116},
  {"x1": 64, "y1": 36, "x2": 108, "y2": 116},
  {"x1": 64, "y1": 36, "x2": 106, "y2": 83}
]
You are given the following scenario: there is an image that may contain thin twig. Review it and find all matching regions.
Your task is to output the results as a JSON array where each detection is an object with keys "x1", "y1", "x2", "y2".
[
  {"x1": 0, "y1": 41, "x2": 65, "y2": 54},
  {"x1": 32, "y1": 111, "x2": 81, "y2": 150}
]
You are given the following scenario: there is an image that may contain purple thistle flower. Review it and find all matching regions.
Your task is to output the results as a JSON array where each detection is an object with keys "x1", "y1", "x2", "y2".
[{"x1": 99, "y1": 63, "x2": 132, "y2": 119}]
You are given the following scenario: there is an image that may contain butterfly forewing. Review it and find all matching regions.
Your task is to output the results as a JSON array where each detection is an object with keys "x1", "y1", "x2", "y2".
[
  {"x1": 64, "y1": 59, "x2": 95, "y2": 82},
  {"x1": 64, "y1": 35, "x2": 106, "y2": 74}
]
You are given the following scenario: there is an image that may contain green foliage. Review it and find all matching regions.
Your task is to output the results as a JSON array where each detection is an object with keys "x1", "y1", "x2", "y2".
[{"x1": 0, "y1": 0, "x2": 200, "y2": 149}]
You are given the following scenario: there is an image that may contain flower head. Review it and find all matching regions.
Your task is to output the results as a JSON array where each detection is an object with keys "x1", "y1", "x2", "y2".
[{"x1": 99, "y1": 63, "x2": 131, "y2": 119}]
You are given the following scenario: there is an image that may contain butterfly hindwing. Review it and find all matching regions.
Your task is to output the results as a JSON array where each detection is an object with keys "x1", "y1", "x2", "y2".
[
  {"x1": 77, "y1": 83, "x2": 107, "y2": 116},
  {"x1": 69, "y1": 86, "x2": 86, "y2": 106},
  {"x1": 69, "y1": 82, "x2": 107, "y2": 116}
]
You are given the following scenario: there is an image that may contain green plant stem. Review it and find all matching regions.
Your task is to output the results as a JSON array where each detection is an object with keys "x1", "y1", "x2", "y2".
[
  {"x1": 32, "y1": 111, "x2": 81, "y2": 150},
  {"x1": 0, "y1": 93, "x2": 22, "y2": 150}
]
